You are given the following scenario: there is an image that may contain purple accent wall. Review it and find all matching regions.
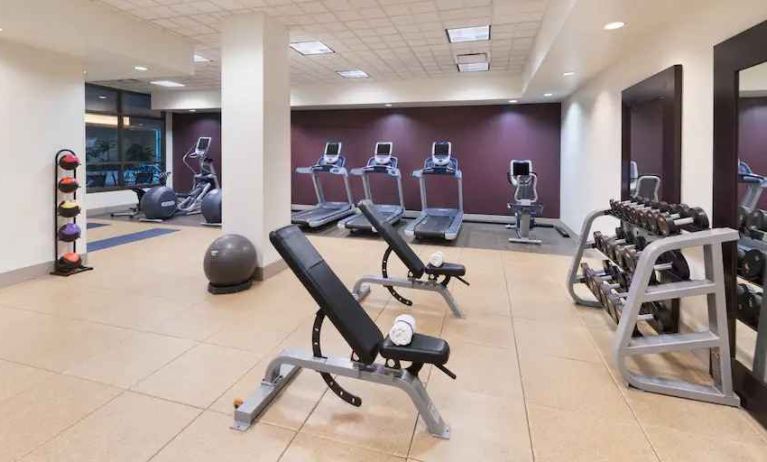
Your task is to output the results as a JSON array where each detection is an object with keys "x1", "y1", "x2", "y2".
[
  {"x1": 291, "y1": 104, "x2": 562, "y2": 217},
  {"x1": 739, "y1": 97, "x2": 767, "y2": 210},
  {"x1": 172, "y1": 113, "x2": 222, "y2": 192},
  {"x1": 630, "y1": 100, "x2": 665, "y2": 198}
]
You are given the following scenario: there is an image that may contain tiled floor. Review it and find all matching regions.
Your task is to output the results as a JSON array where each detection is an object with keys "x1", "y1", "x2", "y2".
[{"x1": 0, "y1": 220, "x2": 765, "y2": 461}]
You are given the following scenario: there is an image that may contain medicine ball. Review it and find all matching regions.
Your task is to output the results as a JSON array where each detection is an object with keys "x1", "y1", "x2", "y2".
[
  {"x1": 58, "y1": 200, "x2": 81, "y2": 218},
  {"x1": 57, "y1": 177, "x2": 79, "y2": 193},
  {"x1": 57, "y1": 223, "x2": 81, "y2": 242},
  {"x1": 58, "y1": 152, "x2": 80, "y2": 170},
  {"x1": 203, "y1": 234, "x2": 257, "y2": 294},
  {"x1": 201, "y1": 189, "x2": 222, "y2": 224},
  {"x1": 140, "y1": 186, "x2": 177, "y2": 220},
  {"x1": 57, "y1": 252, "x2": 82, "y2": 272}
]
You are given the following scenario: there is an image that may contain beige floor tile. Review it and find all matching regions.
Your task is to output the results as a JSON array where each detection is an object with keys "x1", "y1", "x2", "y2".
[
  {"x1": 520, "y1": 353, "x2": 634, "y2": 422},
  {"x1": 148, "y1": 303, "x2": 247, "y2": 341},
  {"x1": 428, "y1": 340, "x2": 522, "y2": 399},
  {"x1": 21, "y1": 392, "x2": 199, "y2": 462},
  {"x1": 0, "y1": 374, "x2": 121, "y2": 462},
  {"x1": 514, "y1": 318, "x2": 602, "y2": 363},
  {"x1": 301, "y1": 380, "x2": 419, "y2": 457},
  {"x1": 527, "y1": 404, "x2": 658, "y2": 462},
  {"x1": 644, "y1": 424, "x2": 767, "y2": 462},
  {"x1": 204, "y1": 322, "x2": 295, "y2": 355},
  {"x1": 625, "y1": 388, "x2": 765, "y2": 445},
  {"x1": 133, "y1": 343, "x2": 259, "y2": 408},
  {"x1": 152, "y1": 411, "x2": 294, "y2": 462},
  {"x1": 282, "y1": 432, "x2": 406, "y2": 462},
  {"x1": 64, "y1": 332, "x2": 195, "y2": 388},
  {"x1": 210, "y1": 361, "x2": 328, "y2": 431},
  {"x1": 0, "y1": 359, "x2": 55, "y2": 404},
  {"x1": 409, "y1": 388, "x2": 532, "y2": 462},
  {"x1": 441, "y1": 312, "x2": 515, "y2": 349}
]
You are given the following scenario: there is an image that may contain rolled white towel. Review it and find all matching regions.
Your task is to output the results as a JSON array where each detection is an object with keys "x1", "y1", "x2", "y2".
[
  {"x1": 389, "y1": 314, "x2": 417, "y2": 346},
  {"x1": 429, "y1": 251, "x2": 444, "y2": 267}
]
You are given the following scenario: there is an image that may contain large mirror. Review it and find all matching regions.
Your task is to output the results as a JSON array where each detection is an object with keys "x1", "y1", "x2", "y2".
[
  {"x1": 621, "y1": 65, "x2": 683, "y2": 203},
  {"x1": 714, "y1": 20, "x2": 767, "y2": 429}
]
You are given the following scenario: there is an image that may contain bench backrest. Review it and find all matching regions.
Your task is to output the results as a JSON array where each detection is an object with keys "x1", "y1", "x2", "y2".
[
  {"x1": 357, "y1": 200, "x2": 426, "y2": 277},
  {"x1": 270, "y1": 225, "x2": 383, "y2": 364}
]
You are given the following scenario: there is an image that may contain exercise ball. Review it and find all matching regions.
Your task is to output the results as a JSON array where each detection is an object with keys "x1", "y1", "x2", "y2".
[
  {"x1": 56, "y1": 252, "x2": 82, "y2": 272},
  {"x1": 201, "y1": 189, "x2": 222, "y2": 224},
  {"x1": 140, "y1": 186, "x2": 177, "y2": 220},
  {"x1": 57, "y1": 177, "x2": 79, "y2": 193},
  {"x1": 203, "y1": 234, "x2": 257, "y2": 294},
  {"x1": 58, "y1": 200, "x2": 81, "y2": 218},
  {"x1": 58, "y1": 152, "x2": 80, "y2": 170},
  {"x1": 57, "y1": 223, "x2": 81, "y2": 242}
]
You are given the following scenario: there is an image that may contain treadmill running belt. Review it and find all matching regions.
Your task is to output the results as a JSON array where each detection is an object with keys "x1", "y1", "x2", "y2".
[
  {"x1": 346, "y1": 211, "x2": 394, "y2": 230},
  {"x1": 414, "y1": 215, "x2": 453, "y2": 236}
]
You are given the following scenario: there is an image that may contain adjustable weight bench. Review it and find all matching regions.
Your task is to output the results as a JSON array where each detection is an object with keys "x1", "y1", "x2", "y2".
[
  {"x1": 232, "y1": 225, "x2": 457, "y2": 439},
  {"x1": 351, "y1": 200, "x2": 468, "y2": 318}
]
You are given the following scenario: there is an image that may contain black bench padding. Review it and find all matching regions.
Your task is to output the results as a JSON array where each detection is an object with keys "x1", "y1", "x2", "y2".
[
  {"x1": 358, "y1": 200, "x2": 426, "y2": 278},
  {"x1": 425, "y1": 262, "x2": 466, "y2": 277},
  {"x1": 380, "y1": 334, "x2": 450, "y2": 365},
  {"x1": 270, "y1": 225, "x2": 383, "y2": 364}
]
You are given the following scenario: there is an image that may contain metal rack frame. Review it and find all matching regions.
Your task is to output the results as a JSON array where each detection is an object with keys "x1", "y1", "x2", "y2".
[{"x1": 567, "y1": 207, "x2": 740, "y2": 406}]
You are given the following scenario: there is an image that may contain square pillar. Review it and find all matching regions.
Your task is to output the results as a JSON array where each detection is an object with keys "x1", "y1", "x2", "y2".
[{"x1": 221, "y1": 13, "x2": 291, "y2": 279}]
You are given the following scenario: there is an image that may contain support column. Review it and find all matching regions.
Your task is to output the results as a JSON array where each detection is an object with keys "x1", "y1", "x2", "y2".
[{"x1": 221, "y1": 13, "x2": 291, "y2": 279}]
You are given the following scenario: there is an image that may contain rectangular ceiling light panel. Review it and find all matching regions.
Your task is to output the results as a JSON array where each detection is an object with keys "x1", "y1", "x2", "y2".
[
  {"x1": 446, "y1": 25, "x2": 491, "y2": 43},
  {"x1": 337, "y1": 69, "x2": 369, "y2": 79},
  {"x1": 457, "y1": 62, "x2": 490, "y2": 72},
  {"x1": 150, "y1": 80, "x2": 186, "y2": 88},
  {"x1": 290, "y1": 41, "x2": 335, "y2": 55}
]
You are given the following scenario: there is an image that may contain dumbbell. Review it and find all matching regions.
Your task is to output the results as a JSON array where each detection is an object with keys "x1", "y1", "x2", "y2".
[
  {"x1": 622, "y1": 249, "x2": 690, "y2": 281},
  {"x1": 639, "y1": 203, "x2": 684, "y2": 234},
  {"x1": 626, "y1": 201, "x2": 666, "y2": 226},
  {"x1": 737, "y1": 284, "x2": 762, "y2": 326},
  {"x1": 615, "y1": 235, "x2": 649, "y2": 268},
  {"x1": 610, "y1": 199, "x2": 654, "y2": 221},
  {"x1": 737, "y1": 206, "x2": 750, "y2": 232},
  {"x1": 738, "y1": 246, "x2": 765, "y2": 281},
  {"x1": 580, "y1": 262, "x2": 619, "y2": 296},
  {"x1": 656, "y1": 206, "x2": 709, "y2": 235}
]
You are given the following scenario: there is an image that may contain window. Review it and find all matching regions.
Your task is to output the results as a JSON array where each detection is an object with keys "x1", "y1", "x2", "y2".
[{"x1": 85, "y1": 84, "x2": 166, "y2": 191}]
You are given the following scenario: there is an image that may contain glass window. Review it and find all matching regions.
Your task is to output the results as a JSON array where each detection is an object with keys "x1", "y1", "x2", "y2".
[
  {"x1": 85, "y1": 84, "x2": 165, "y2": 191},
  {"x1": 85, "y1": 85, "x2": 118, "y2": 113},
  {"x1": 121, "y1": 92, "x2": 162, "y2": 118}
]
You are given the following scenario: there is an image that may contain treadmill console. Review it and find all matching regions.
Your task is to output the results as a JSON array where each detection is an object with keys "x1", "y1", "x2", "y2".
[
  {"x1": 374, "y1": 142, "x2": 394, "y2": 165},
  {"x1": 511, "y1": 160, "x2": 532, "y2": 177},
  {"x1": 322, "y1": 142, "x2": 343, "y2": 165},
  {"x1": 423, "y1": 141, "x2": 458, "y2": 174}
]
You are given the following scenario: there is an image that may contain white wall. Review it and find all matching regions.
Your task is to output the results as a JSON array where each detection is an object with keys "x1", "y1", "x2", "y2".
[
  {"x1": 560, "y1": 2, "x2": 767, "y2": 233},
  {"x1": 1, "y1": 41, "x2": 85, "y2": 274}
]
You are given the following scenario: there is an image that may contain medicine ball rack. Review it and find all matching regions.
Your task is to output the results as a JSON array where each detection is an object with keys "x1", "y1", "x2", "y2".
[
  {"x1": 52, "y1": 149, "x2": 93, "y2": 277},
  {"x1": 566, "y1": 199, "x2": 740, "y2": 406},
  {"x1": 736, "y1": 209, "x2": 767, "y2": 382}
]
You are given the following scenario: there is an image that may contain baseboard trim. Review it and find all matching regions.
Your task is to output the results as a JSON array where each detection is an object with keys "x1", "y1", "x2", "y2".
[
  {"x1": 0, "y1": 260, "x2": 54, "y2": 288},
  {"x1": 87, "y1": 204, "x2": 137, "y2": 217},
  {"x1": 254, "y1": 258, "x2": 287, "y2": 281}
]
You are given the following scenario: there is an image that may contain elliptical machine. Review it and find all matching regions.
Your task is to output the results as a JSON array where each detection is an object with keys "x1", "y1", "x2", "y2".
[
  {"x1": 141, "y1": 137, "x2": 220, "y2": 222},
  {"x1": 507, "y1": 160, "x2": 543, "y2": 244}
]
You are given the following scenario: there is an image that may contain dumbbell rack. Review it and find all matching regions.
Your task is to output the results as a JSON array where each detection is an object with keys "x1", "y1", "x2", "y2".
[
  {"x1": 737, "y1": 235, "x2": 767, "y2": 381},
  {"x1": 567, "y1": 206, "x2": 741, "y2": 406}
]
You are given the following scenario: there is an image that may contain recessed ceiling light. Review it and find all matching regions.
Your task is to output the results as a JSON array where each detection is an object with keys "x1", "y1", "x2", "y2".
[
  {"x1": 458, "y1": 62, "x2": 489, "y2": 73},
  {"x1": 603, "y1": 21, "x2": 625, "y2": 30},
  {"x1": 290, "y1": 41, "x2": 334, "y2": 55},
  {"x1": 337, "y1": 69, "x2": 369, "y2": 79},
  {"x1": 0, "y1": 28, "x2": 4, "y2": 32},
  {"x1": 544, "y1": 93, "x2": 553, "y2": 97},
  {"x1": 188, "y1": 109, "x2": 196, "y2": 112},
  {"x1": 385, "y1": 103, "x2": 393, "y2": 107},
  {"x1": 134, "y1": 65, "x2": 149, "y2": 71},
  {"x1": 563, "y1": 71, "x2": 575, "y2": 76},
  {"x1": 446, "y1": 25, "x2": 491, "y2": 43},
  {"x1": 150, "y1": 80, "x2": 186, "y2": 88},
  {"x1": 509, "y1": 99, "x2": 519, "y2": 103},
  {"x1": 193, "y1": 54, "x2": 210, "y2": 63},
  {"x1": 456, "y1": 53, "x2": 488, "y2": 65},
  {"x1": 98, "y1": 95, "x2": 107, "y2": 100}
]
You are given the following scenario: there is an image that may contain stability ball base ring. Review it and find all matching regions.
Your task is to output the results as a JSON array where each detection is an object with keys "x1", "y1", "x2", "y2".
[{"x1": 208, "y1": 279, "x2": 254, "y2": 295}]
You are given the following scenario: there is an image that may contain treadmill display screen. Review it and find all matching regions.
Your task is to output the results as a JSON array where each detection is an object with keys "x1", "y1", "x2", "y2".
[
  {"x1": 376, "y1": 142, "x2": 392, "y2": 155},
  {"x1": 512, "y1": 161, "x2": 530, "y2": 177},
  {"x1": 433, "y1": 142, "x2": 451, "y2": 157},
  {"x1": 325, "y1": 142, "x2": 341, "y2": 156},
  {"x1": 196, "y1": 137, "x2": 211, "y2": 152}
]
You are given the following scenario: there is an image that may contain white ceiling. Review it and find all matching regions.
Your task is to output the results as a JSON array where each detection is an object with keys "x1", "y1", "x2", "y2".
[{"x1": 92, "y1": 0, "x2": 549, "y2": 91}]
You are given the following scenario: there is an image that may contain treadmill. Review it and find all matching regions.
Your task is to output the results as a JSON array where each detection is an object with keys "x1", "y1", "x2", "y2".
[
  {"x1": 291, "y1": 141, "x2": 355, "y2": 228},
  {"x1": 338, "y1": 141, "x2": 405, "y2": 232},
  {"x1": 405, "y1": 141, "x2": 464, "y2": 241}
]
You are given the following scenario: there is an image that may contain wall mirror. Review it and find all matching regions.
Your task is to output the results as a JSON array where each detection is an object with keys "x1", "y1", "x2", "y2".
[
  {"x1": 621, "y1": 65, "x2": 683, "y2": 203},
  {"x1": 714, "y1": 20, "x2": 767, "y2": 428}
]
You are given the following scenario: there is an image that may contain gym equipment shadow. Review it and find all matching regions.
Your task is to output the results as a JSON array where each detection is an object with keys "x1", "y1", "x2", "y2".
[{"x1": 305, "y1": 218, "x2": 579, "y2": 256}]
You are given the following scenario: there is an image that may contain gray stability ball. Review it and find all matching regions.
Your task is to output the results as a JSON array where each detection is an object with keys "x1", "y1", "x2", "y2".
[
  {"x1": 141, "y1": 186, "x2": 177, "y2": 220},
  {"x1": 202, "y1": 189, "x2": 222, "y2": 224},
  {"x1": 204, "y1": 234, "x2": 257, "y2": 294}
]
